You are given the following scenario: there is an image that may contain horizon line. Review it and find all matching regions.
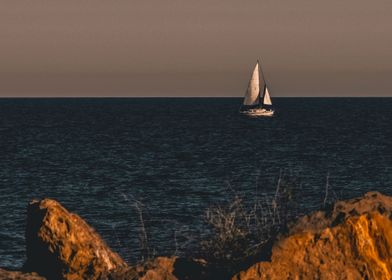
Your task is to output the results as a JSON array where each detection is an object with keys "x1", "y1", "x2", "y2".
[{"x1": 0, "y1": 96, "x2": 392, "y2": 99}]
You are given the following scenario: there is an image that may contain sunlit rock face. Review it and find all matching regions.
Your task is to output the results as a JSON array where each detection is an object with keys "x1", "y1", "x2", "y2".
[
  {"x1": 0, "y1": 268, "x2": 45, "y2": 280},
  {"x1": 24, "y1": 199, "x2": 127, "y2": 280},
  {"x1": 233, "y1": 192, "x2": 392, "y2": 280}
]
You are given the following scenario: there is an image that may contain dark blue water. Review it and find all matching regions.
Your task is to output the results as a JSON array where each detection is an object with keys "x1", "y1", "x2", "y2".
[{"x1": 1, "y1": 98, "x2": 392, "y2": 268}]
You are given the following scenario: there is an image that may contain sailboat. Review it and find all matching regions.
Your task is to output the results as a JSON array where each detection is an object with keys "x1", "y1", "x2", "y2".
[{"x1": 240, "y1": 60, "x2": 274, "y2": 117}]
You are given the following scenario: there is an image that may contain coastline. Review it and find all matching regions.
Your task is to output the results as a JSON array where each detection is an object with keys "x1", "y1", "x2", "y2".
[{"x1": 2, "y1": 191, "x2": 392, "y2": 279}]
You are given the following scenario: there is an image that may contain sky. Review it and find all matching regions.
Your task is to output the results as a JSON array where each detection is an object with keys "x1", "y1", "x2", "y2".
[{"x1": 1, "y1": 0, "x2": 391, "y2": 97}]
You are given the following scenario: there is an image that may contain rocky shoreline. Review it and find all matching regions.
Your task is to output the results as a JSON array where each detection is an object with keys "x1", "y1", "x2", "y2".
[{"x1": 2, "y1": 192, "x2": 392, "y2": 279}]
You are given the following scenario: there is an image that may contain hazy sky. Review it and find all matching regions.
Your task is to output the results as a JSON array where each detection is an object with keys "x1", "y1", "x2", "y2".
[{"x1": 1, "y1": 0, "x2": 391, "y2": 97}]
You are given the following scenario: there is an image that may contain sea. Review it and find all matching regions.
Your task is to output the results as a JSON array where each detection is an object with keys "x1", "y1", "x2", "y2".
[{"x1": 1, "y1": 98, "x2": 392, "y2": 269}]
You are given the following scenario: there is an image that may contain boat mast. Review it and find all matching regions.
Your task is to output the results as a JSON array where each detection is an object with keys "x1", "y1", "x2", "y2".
[{"x1": 258, "y1": 59, "x2": 267, "y2": 106}]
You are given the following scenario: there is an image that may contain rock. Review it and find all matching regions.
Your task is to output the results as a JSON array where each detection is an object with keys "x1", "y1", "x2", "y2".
[
  {"x1": 127, "y1": 257, "x2": 178, "y2": 280},
  {"x1": 290, "y1": 191, "x2": 392, "y2": 234},
  {"x1": 111, "y1": 257, "x2": 209, "y2": 280},
  {"x1": 24, "y1": 199, "x2": 128, "y2": 280},
  {"x1": 20, "y1": 192, "x2": 392, "y2": 279},
  {"x1": 0, "y1": 268, "x2": 45, "y2": 280},
  {"x1": 232, "y1": 192, "x2": 392, "y2": 280}
]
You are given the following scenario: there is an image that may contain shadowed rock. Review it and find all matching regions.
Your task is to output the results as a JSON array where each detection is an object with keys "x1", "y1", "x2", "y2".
[
  {"x1": 109, "y1": 257, "x2": 209, "y2": 280},
  {"x1": 232, "y1": 192, "x2": 392, "y2": 280},
  {"x1": 23, "y1": 199, "x2": 128, "y2": 280}
]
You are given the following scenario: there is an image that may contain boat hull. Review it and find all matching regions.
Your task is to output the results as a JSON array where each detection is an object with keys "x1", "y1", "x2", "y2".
[{"x1": 241, "y1": 108, "x2": 274, "y2": 117}]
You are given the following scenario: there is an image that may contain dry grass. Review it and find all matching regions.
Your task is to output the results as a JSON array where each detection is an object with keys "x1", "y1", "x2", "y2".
[
  {"x1": 199, "y1": 173, "x2": 302, "y2": 275},
  {"x1": 122, "y1": 194, "x2": 155, "y2": 262},
  {"x1": 119, "y1": 171, "x2": 338, "y2": 277}
]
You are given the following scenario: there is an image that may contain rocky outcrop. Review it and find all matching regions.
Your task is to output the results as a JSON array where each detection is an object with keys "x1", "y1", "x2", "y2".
[
  {"x1": 290, "y1": 191, "x2": 392, "y2": 234},
  {"x1": 0, "y1": 269, "x2": 45, "y2": 280},
  {"x1": 7, "y1": 192, "x2": 392, "y2": 280},
  {"x1": 232, "y1": 192, "x2": 392, "y2": 280},
  {"x1": 111, "y1": 257, "x2": 209, "y2": 280},
  {"x1": 125, "y1": 257, "x2": 178, "y2": 280},
  {"x1": 24, "y1": 199, "x2": 128, "y2": 280}
]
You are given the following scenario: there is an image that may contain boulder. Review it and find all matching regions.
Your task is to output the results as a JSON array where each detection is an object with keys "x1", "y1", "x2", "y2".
[
  {"x1": 232, "y1": 192, "x2": 392, "y2": 280},
  {"x1": 290, "y1": 191, "x2": 392, "y2": 234},
  {"x1": 24, "y1": 199, "x2": 128, "y2": 280},
  {"x1": 124, "y1": 257, "x2": 178, "y2": 280},
  {"x1": 0, "y1": 268, "x2": 45, "y2": 280},
  {"x1": 111, "y1": 257, "x2": 209, "y2": 280}
]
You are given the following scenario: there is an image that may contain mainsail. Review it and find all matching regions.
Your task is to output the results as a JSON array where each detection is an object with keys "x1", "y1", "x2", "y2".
[
  {"x1": 243, "y1": 62, "x2": 263, "y2": 106},
  {"x1": 263, "y1": 86, "x2": 272, "y2": 105}
]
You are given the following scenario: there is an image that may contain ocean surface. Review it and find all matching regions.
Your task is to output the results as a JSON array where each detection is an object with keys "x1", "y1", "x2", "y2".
[{"x1": 1, "y1": 98, "x2": 392, "y2": 268}]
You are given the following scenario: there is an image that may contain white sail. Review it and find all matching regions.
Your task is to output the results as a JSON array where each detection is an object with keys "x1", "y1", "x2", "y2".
[
  {"x1": 263, "y1": 86, "x2": 272, "y2": 105},
  {"x1": 243, "y1": 63, "x2": 260, "y2": 106},
  {"x1": 240, "y1": 60, "x2": 275, "y2": 116}
]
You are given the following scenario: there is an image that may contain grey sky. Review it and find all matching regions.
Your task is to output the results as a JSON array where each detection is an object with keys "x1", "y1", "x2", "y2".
[{"x1": 1, "y1": 0, "x2": 391, "y2": 97}]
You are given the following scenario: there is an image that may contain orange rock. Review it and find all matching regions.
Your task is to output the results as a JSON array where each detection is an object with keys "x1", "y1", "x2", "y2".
[
  {"x1": 24, "y1": 199, "x2": 127, "y2": 280},
  {"x1": 22, "y1": 192, "x2": 392, "y2": 280},
  {"x1": 122, "y1": 257, "x2": 209, "y2": 280},
  {"x1": 0, "y1": 268, "x2": 45, "y2": 280},
  {"x1": 233, "y1": 192, "x2": 392, "y2": 280},
  {"x1": 290, "y1": 191, "x2": 392, "y2": 234},
  {"x1": 135, "y1": 257, "x2": 178, "y2": 280}
]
